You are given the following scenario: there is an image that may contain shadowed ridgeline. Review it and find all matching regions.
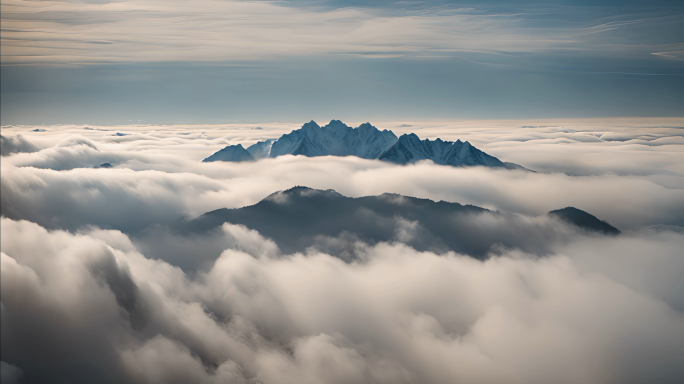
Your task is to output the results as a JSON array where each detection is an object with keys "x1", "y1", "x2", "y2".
[{"x1": 178, "y1": 186, "x2": 618, "y2": 260}]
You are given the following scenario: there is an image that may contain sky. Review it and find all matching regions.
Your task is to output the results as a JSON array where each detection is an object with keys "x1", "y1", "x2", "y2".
[{"x1": 1, "y1": 0, "x2": 683, "y2": 125}]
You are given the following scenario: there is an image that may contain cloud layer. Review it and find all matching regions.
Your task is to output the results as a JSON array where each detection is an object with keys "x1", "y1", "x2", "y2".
[
  {"x1": 2, "y1": 217, "x2": 684, "y2": 384},
  {"x1": 2, "y1": 119, "x2": 683, "y2": 232},
  {"x1": 5, "y1": 0, "x2": 681, "y2": 65},
  {"x1": 1, "y1": 120, "x2": 683, "y2": 383}
]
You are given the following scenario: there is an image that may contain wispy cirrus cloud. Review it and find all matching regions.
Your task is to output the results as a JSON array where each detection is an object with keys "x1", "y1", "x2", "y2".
[{"x1": 2, "y1": 0, "x2": 682, "y2": 65}]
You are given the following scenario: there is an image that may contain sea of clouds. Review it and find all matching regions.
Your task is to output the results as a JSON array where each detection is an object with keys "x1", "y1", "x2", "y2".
[{"x1": 1, "y1": 119, "x2": 683, "y2": 383}]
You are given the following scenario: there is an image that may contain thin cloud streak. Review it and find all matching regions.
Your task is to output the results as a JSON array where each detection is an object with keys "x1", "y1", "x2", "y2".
[{"x1": 1, "y1": 0, "x2": 678, "y2": 65}]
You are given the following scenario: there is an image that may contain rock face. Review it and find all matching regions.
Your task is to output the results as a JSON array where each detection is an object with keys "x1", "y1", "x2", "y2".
[
  {"x1": 246, "y1": 139, "x2": 275, "y2": 159},
  {"x1": 269, "y1": 120, "x2": 398, "y2": 159},
  {"x1": 378, "y1": 133, "x2": 506, "y2": 167},
  {"x1": 548, "y1": 207, "x2": 621, "y2": 235},
  {"x1": 202, "y1": 144, "x2": 254, "y2": 162},
  {"x1": 202, "y1": 120, "x2": 527, "y2": 170}
]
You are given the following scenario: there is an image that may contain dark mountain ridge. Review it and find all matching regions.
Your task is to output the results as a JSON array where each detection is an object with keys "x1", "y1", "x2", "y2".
[
  {"x1": 549, "y1": 207, "x2": 620, "y2": 235},
  {"x1": 179, "y1": 186, "x2": 618, "y2": 260}
]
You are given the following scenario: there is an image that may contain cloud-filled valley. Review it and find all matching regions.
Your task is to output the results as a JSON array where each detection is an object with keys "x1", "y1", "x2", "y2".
[{"x1": 1, "y1": 119, "x2": 684, "y2": 383}]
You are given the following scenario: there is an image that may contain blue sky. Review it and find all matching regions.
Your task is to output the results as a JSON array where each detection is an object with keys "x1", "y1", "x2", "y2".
[{"x1": 1, "y1": 0, "x2": 683, "y2": 124}]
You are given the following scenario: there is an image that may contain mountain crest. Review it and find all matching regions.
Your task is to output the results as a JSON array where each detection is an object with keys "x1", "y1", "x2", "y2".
[
  {"x1": 269, "y1": 120, "x2": 398, "y2": 159},
  {"x1": 549, "y1": 207, "x2": 620, "y2": 235},
  {"x1": 190, "y1": 187, "x2": 617, "y2": 258},
  {"x1": 378, "y1": 133, "x2": 505, "y2": 168},
  {"x1": 202, "y1": 144, "x2": 254, "y2": 162},
  {"x1": 203, "y1": 120, "x2": 528, "y2": 170},
  {"x1": 303, "y1": 120, "x2": 320, "y2": 129}
]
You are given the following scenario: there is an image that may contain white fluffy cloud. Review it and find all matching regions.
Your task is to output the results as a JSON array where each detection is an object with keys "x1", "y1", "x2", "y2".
[
  {"x1": 2, "y1": 217, "x2": 683, "y2": 383},
  {"x1": 0, "y1": 134, "x2": 40, "y2": 156}
]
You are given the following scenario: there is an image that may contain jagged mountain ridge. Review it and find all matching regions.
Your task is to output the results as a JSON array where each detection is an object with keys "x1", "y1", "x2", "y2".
[
  {"x1": 202, "y1": 120, "x2": 527, "y2": 169},
  {"x1": 246, "y1": 139, "x2": 275, "y2": 159},
  {"x1": 378, "y1": 133, "x2": 505, "y2": 167},
  {"x1": 268, "y1": 120, "x2": 398, "y2": 159},
  {"x1": 179, "y1": 186, "x2": 618, "y2": 259}
]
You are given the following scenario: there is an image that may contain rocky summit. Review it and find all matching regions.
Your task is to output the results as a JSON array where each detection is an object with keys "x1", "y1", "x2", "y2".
[{"x1": 203, "y1": 120, "x2": 527, "y2": 170}]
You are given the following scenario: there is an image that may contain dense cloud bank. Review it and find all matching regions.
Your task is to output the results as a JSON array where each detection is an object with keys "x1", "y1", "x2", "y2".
[
  {"x1": 2, "y1": 218, "x2": 684, "y2": 384},
  {"x1": 0, "y1": 135, "x2": 40, "y2": 156},
  {"x1": 1, "y1": 119, "x2": 683, "y2": 383}
]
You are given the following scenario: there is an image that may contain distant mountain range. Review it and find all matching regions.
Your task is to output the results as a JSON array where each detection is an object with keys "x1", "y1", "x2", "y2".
[
  {"x1": 203, "y1": 120, "x2": 526, "y2": 169},
  {"x1": 178, "y1": 186, "x2": 618, "y2": 261}
]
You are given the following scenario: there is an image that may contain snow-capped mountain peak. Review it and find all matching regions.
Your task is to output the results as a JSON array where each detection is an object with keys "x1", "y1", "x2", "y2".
[
  {"x1": 202, "y1": 120, "x2": 528, "y2": 170},
  {"x1": 378, "y1": 133, "x2": 506, "y2": 167},
  {"x1": 246, "y1": 139, "x2": 275, "y2": 159},
  {"x1": 269, "y1": 120, "x2": 397, "y2": 159}
]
